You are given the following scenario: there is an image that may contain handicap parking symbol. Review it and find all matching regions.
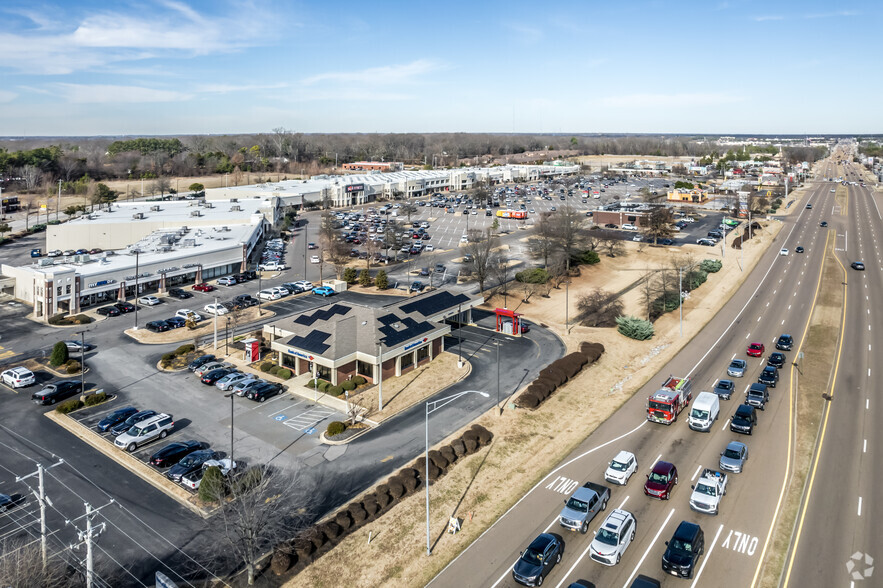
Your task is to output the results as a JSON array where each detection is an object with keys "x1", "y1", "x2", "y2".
[
  {"x1": 304, "y1": 427, "x2": 316, "y2": 435},
  {"x1": 275, "y1": 415, "x2": 287, "y2": 422}
]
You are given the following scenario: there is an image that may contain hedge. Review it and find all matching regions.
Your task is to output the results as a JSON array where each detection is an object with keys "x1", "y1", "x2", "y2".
[
  {"x1": 65, "y1": 361, "x2": 81, "y2": 374},
  {"x1": 84, "y1": 391, "x2": 108, "y2": 406},
  {"x1": 175, "y1": 344, "x2": 195, "y2": 355},
  {"x1": 198, "y1": 466, "x2": 225, "y2": 502},
  {"x1": 515, "y1": 268, "x2": 550, "y2": 284},
  {"x1": 352, "y1": 376, "x2": 366, "y2": 385},
  {"x1": 260, "y1": 362, "x2": 275, "y2": 373},
  {"x1": 341, "y1": 380, "x2": 356, "y2": 391},
  {"x1": 617, "y1": 316, "x2": 655, "y2": 340},
  {"x1": 56, "y1": 398, "x2": 84, "y2": 414},
  {"x1": 317, "y1": 381, "x2": 330, "y2": 393},
  {"x1": 328, "y1": 385, "x2": 343, "y2": 396}
]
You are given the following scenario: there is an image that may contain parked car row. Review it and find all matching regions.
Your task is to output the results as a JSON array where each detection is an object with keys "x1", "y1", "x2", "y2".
[{"x1": 188, "y1": 355, "x2": 284, "y2": 402}]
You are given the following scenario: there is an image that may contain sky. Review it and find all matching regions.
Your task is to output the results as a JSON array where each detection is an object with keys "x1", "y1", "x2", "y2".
[{"x1": 0, "y1": 0, "x2": 880, "y2": 136}]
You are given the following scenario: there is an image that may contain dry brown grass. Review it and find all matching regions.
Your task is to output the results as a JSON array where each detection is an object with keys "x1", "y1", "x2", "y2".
[
  {"x1": 758, "y1": 235, "x2": 845, "y2": 587},
  {"x1": 283, "y1": 219, "x2": 783, "y2": 588}
]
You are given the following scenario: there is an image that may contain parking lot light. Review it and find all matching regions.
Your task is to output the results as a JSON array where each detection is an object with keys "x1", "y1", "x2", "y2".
[{"x1": 224, "y1": 392, "x2": 235, "y2": 466}]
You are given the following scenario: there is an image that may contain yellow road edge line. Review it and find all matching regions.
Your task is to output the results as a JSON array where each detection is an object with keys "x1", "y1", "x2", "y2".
[
  {"x1": 780, "y1": 230, "x2": 849, "y2": 587},
  {"x1": 750, "y1": 227, "x2": 831, "y2": 588}
]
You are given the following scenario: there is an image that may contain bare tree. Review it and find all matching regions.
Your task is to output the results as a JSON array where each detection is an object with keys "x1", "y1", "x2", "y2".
[
  {"x1": 490, "y1": 251, "x2": 512, "y2": 306},
  {"x1": 549, "y1": 205, "x2": 587, "y2": 267},
  {"x1": 598, "y1": 230, "x2": 625, "y2": 257},
  {"x1": 400, "y1": 202, "x2": 418, "y2": 223},
  {"x1": 204, "y1": 465, "x2": 315, "y2": 586},
  {"x1": 0, "y1": 539, "x2": 78, "y2": 588},
  {"x1": 464, "y1": 227, "x2": 499, "y2": 293},
  {"x1": 577, "y1": 288, "x2": 624, "y2": 327},
  {"x1": 150, "y1": 177, "x2": 172, "y2": 198},
  {"x1": 528, "y1": 213, "x2": 556, "y2": 267},
  {"x1": 19, "y1": 165, "x2": 42, "y2": 192}
]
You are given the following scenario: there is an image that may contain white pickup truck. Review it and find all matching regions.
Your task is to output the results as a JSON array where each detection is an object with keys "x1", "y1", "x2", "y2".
[{"x1": 689, "y1": 468, "x2": 728, "y2": 515}]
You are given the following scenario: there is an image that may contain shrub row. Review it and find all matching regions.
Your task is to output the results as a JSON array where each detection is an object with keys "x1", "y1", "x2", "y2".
[
  {"x1": 271, "y1": 424, "x2": 494, "y2": 576},
  {"x1": 48, "y1": 314, "x2": 92, "y2": 326},
  {"x1": 258, "y1": 363, "x2": 292, "y2": 379},
  {"x1": 56, "y1": 398, "x2": 84, "y2": 414},
  {"x1": 514, "y1": 344, "x2": 604, "y2": 410}
]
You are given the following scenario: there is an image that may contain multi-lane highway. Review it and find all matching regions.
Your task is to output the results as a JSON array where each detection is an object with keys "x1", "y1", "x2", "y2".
[
  {"x1": 782, "y1": 160, "x2": 880, "y2": 588},
  {"x1": 429, "y1": 163, "x2": 853, "y2": 587}
]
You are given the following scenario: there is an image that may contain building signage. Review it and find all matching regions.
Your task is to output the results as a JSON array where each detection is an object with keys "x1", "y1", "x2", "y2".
[
  {"x1": 403, "y1": 337, "x2": 429, "y2": 351},
  {"x1": 157, "y1": 267, "x2": 180, "y2": 274},
  {"x1": 86, "y1": 279, "x2": 116, "y2": 288},
  {"x1": 288, "y1": 349, "x2": 314, "y2": 360},
  {"x1": 125, "y1": 272, "x2": 151, "y2": 280},
  {"x1": 345, "y1": 184, "x2": 365, "y2": 193}
]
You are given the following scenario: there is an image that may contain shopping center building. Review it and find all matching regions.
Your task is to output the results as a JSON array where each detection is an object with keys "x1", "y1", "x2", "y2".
[{"x1": 264, "y1": 290, "x2": 483, "y2": 385}]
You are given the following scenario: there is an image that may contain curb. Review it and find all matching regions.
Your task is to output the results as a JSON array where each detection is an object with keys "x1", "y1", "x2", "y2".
[
  {"x1": 43, "y1": 411, "x2": 210, "y2": 519},
  {"x1": 319, "y1": 425, "x2": 374, "y2": 446}
]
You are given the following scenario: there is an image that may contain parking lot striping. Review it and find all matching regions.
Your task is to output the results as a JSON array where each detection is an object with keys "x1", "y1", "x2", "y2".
[
  {"x1": 691, "y1": 464, "x2": 703, "y2": 482},
  {"x1": 689, "y1": 523, "x2": 725, "y2": 588},
  {"x1": 621, "y1": 508, "x2": 676, "y2": 588},
  {"x1": 268, "y1": 399, "x2": 309, "y2": 417},
  {"x1": 249, "y1": 393, "x2": 288, "y2": 410},
  {"x1": 722, "y1": 418, "x2": 731, "y2": 431}
]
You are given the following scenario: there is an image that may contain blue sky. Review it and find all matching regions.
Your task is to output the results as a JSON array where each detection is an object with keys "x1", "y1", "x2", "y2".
[{"x1": 0, "y1": 0, "x2": 879, "y2": 136}]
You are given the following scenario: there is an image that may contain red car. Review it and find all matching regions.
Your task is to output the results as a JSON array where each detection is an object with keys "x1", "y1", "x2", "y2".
[
  {"x1": 192, "y1": 283, "x2": 215, "y2": 292},
  {"x1": 644, "y1": 461, "x2": 678, "y2": 500},
  {"x1": 747, "y1": 342, "x2": 765, "y2": 357}
]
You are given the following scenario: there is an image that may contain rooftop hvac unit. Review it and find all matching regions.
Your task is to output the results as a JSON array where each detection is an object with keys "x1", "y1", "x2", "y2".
[
  {"x1": 230, "y1": 205, "x2": 241, "y2": 211},
  {"x1": 38, "y1": 258, "x2": 53, "y2": 266},
  {"x1": 230, "y1": 198, "x2": 238, "y2": 202},
  {"x1": 158, "y1": 246, "x2": 171, "y2": 252},
  {"x1": 204, "y1": 202, "x2": 214, "y2": 208},
  {"x1": 222, "y1": 226, "x2": 229, "y2": 232},
  {"x1": 189, "y1": 201, "x2": 197, "y2": 206},
  {"x1": 132, "y1": 212, "x2": 144, "y2": 220},
  {"x1": 182, "y1": 239, "x2": 196, "y2": 247},
  {"x1": 150, "y1": 205, "x2": 161, "y2": 212},
  {"x1": 190, "y1": 210, "x2": 201, "y2": 217}
]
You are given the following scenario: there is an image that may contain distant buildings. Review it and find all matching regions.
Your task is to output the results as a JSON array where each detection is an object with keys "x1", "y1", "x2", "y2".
[
  {"x1": 341, "y1": 161, "x2": 404, "y2": 172},
  {"x1": 667, "y1": 188, "x2": 709, "y2": 204}
]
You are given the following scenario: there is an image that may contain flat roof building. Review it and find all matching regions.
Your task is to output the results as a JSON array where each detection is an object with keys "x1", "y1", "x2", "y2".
[{"x1": 264, "y1": 289, "x2": 483, "y2": 386}]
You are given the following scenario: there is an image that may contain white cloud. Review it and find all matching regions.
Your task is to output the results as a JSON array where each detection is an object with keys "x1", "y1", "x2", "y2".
[
  {"x1": 805, "y1": 10, "x2": 859, "y2": 19},
  {"x1": 54, "y1": 84, "x2": 190, "y2": 104},
  {"x1": 302, "y1": 60, "x2": 440, "y2": 86},
  {"x1": 0, "y1": 90, "x2": 17, "y2": 103},
  {"x1": 598, "y1": 93, "x2": 744, "y2": 108},
  {"x1": 753, "y1": 15, "x2": 784, "y2": 21}
]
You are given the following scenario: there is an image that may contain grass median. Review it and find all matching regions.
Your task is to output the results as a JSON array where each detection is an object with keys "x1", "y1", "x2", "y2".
[{"x1": 758, "y1": 234, "x2": 845, "y2": 587}]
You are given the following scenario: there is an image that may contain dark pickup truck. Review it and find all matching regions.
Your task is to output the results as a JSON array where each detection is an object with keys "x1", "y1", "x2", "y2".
[{"x1": 558, "y1": 481, "x2": 611, "y2": 534}]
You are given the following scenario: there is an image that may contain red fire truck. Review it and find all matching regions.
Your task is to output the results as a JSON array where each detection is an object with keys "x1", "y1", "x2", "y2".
[{"x1": 647, "y1": 375, "x2": 693, "y2": 425}]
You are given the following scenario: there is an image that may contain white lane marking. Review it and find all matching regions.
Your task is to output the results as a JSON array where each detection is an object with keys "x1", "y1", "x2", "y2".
[
  {"x1": 690, "y1": 524, "x2": 725, "y2": 588},
  {"x1": 621, "y1": 508, "x2": 676, "y2": 588},
  {"x1": 652, "y1": 454, "x2": 663, "y2": 469},
  {"x1": 858, "y1": 497, "x2": 863, "y2": 517},
  {"x1": 746, "y1": 333, "x2": 750, "y2": 339},
  {"x1": 758, "y1": 316, "x2": 762, "y2": 322},
  {"x1": 691, "y1": 465, "x2": 703, "y2": 482},
  {"x1": 555, "y1": 495, "x2": 632, "y2": 588},
  {"x1": 869, "y1": 369, "x2": 872, "y2": 377},
  {"x1": 782, "y1": 320, "x2": 785, "y2": 325},
  {"x1": 446, "y1": 419, "x2": 650, "y2": 588},
  {"x1": 722, "y1": 418, "x2": 731, "y2": 431},
  {"x1": 864, "y1": 439, "x2": 867, "y2": 453},
  {"x1": 766, "y1": 302, "x2": 770, "y2": 307},
  {"x1": 731, "y1": 353, "x2": 737, "y2": 360},
  {"x1": 867, "y1": 398, "x2": 870, "y2": 409},
  {"x1": 788, "y1": 305, "x2": 792, "y2": 310}
]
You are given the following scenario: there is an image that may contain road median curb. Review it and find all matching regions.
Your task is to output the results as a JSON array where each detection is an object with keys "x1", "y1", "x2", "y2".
[{"x1": 43, "y1": 410, "x2": 211, "y2": 519}]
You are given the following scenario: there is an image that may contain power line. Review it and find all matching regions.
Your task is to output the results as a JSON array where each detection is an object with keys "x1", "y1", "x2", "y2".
[
  {"x1": 65, "y1": 500, "x2": 115, "y2": 588},
  {"x1": 15, "y1": 459, "x2": 64, "y2": 570}
]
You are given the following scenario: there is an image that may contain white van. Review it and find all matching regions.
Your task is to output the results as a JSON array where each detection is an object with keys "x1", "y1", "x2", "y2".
[{"x1": 687, "y1": 391, "x2": 720, "y2": 432}]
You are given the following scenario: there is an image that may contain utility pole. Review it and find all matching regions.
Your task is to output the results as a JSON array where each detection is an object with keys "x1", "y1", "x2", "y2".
[
  {"x1": 16, "y1": 460, "x2": 64, "y2": 570},
  {"x1": 67, "y1": 500, "x2": 115, "y2": 588},
  {"x1": 213, "y1": 296, "x2": 219, "y2": 350},
  {"x1": 377, "y1": 341, "x2": 384, "y2": 411},
  {"x1": 57, "y1": 179, "x2": 62, "y2": 221},
  {"x1": 133, "y1": 250, "x2": 140, "y2": 329}
]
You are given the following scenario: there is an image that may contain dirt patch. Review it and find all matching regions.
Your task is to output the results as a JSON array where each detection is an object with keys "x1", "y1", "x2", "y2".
[
  {"x1": 758, "y1": 235, "x2": 844, "y2": 588},
  {"x1": 348, "y1": 353, "x2": 470, "y2": 423},
  {"x1": 283, "y1": 220, "x2": 783, "y2": 587},
  {"x1": 835, "y1": 184, "x2": 849, "y2": 215}
]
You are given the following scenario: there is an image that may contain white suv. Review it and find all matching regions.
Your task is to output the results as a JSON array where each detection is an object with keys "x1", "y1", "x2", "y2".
[
  {"x1": 1, "y1": 367, "x2": 36, "y2": 388},
  {"x1": 589, "y1": 509, "x2": 636, "y2": 566},
  {"x1": 114, "y1": 413, "x2": 175, "y2": 452}
]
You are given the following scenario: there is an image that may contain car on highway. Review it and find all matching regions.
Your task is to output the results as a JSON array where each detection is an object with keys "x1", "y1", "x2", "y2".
[
  {"x1": 188, "y1": 354, "x2": 216, "y2": 371},
  {"x1": 308, "y1": 242, "x2": 318, "y2": 249},
  {"x1": 216, "y1": 276, "x2": 237, "y2": 286},
  {"x1": 246, "y1": 382, "x2": 283, "y2": 403},
  {"x1": 730, "y1": 404, "x2": 757, "y2": 435},
  {"x1": 775, "y1": 334, "x2": 793, "y2": 351},
  {"x1": 168, "y1": 288, "x2": 194, "y2": 299},
  {"x1": 852, "y1": 261, "x2": 866, "y2": 270},
  {"x1": 511, "y1": 533, "x2": 563, "y2": 586},
  {"x1": 312, "y1": 286, "x2": 335, "y2": 297},
  {"x1": 727, "y1": 359, "x2": 747, "y2": 378},
  {"x1": 589, "y1": 509, "x2": 636, "y2": 566},
  {"x1": 661, "y1": 521, "x2": 705, "y2": 579},
  {"x1": 138, "y1": 295, "x2": 161, "y2": 306},
  {"x1": 820, "y1": 221, "x2": 828, "y2": 227},
  {"x1": 719, "y1": 441, "x2": 749, "y2": 474},
  {"x1": 215, "y1": 372, "x2": 250, "y2": 391},
  {"x1": 644, "y1": 461, "x2": 678, "y2": 500},
  {"x1": 201, "y1": 368, "x2": 235, "y2": 385},
  {"x1": 148, "y1": 440, "x2": 204, "y2": 468},
  {"x1": 604, "y1": 451, "x2": 638, "y2": 486},
  {"x1": 1, "y1": 366, "x2": 36, "y2": 388},
  {"x1": 310, "y1": 255, "x2": 321, "y2": 263},
  {"x1": 192, "y1": 283, "x2": 216, "y2": 292},
  {"x1": 114, "y1": 413, "x2": 175, "y2": 452},
  {"x1": 96, "y1": 305, "x2": 121, "y2": 317},
  {"x1": 96, "y1": 406, "x2": 139, "y2": 432},
  {"x1": 748, "y1": 380, "x2": 771, "y2": 410},
  {"x1": 110, "y1": 409, "x2": 158, "y2": 436},
  {"x1": 767, "y1": 352, "x2": 786, "y2": 368},
  {"x1": 779, "y1": 248, "x2": 789, "y2": 256},
  {"x1": 713, "y1": 379, "x2": 735, "y2": 400},
  {"x1": 746, "y1": 342, "x2": 765, "y2": 357},
  {"x1": 806, "y1": 203, "x2": 813, "y2": 209},
  {"x1": 146, "y1": 320, "x2": 170, "y2": 332},
  {"x1": 203, "y1": 303, "x2": 229, "y2": 316},
  {"x1": 166, "y1": 449, "x2": 221, "y2": 482},
  {"x1": 31, "y1": 381, "x2": 81, "y2": 405},
  {"x1": 795, "y1": 246, "x2": 804, "y2": 253}
]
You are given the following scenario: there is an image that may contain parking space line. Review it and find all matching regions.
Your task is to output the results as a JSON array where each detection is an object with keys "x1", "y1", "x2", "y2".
[{"x1": 268, "y1": 399, "x2": 309, "y2": 417}]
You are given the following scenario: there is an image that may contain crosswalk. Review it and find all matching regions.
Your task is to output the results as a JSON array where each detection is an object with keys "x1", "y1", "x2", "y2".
[{"x1": 272, "y1": 405, "x2": 338, "y2": 432}]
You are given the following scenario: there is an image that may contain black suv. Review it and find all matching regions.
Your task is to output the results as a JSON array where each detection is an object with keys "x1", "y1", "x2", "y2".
[
  {"x1": 775, "y1": 334, "x2": 793, "y2": 351},
  {"x1": 246, "y1": 382, "x2": 283, "y2": 403},
  {"x1": 32, "y1": 381, "x2": 81, "y2": 405},
  {"x1": 758, "y1": 365, "x2": 779, "y2": 388},
  {"x1": 512, "y1": 533, "x2": 563, "y2": 586},
  {"x1": 168, "y1": 288, "x2": 194, "y2": 299},
  {"x1": 746, "y1": 383, "x2": 770, "y2": 410},
  {"x1": 662, "y1": 521, "x2": 705, "y2": 579},
  {"x1": 767, "y1": 352, "x2": 786, "y2": 368},
  {"x1": 730, "y1": 404, "x2": 757, "y2": 434}
]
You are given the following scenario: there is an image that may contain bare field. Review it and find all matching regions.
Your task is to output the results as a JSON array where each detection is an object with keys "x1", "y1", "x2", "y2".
[{"x1": 283, "y1": 220, "x2": 783, "y2": 588}]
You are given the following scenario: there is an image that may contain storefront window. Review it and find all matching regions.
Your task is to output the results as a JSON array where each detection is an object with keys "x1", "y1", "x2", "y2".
[
  {"x1": 315, "y1": 364, "x2": 332, "y2": 381},
  {"x1": 356, "y1": 360, "x2": 373, "y2": 378},
  {"x1": 282, "y1": 354, "x2": 297, "y2": 368},
  {"x1": 400, "y1": 352, "x2": 414, "y2": 370},
  {"x1": 416, "y1": 345, "x2": 429, "y2": 363}
]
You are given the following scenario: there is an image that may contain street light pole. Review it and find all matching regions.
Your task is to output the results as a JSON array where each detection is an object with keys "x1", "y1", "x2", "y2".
[
  {"x1": 377, "y1": 341, "x2": 384, "y2": 412},
  {"x1": 133, "y1": 251, "x2": 140, "y2": 330},
  {"x1": 224, "y1": 392, "x2": 234, "y2": 465},
  {"x1": 678, "y1": 267, "x2": 683, "y2": 337},
  {"x1": 457, "y1": 303, "x2": 463, "y2": 366},
  {"x1": 76, "y1": 330, "x2": 86, "y2": 397},
  {"x1": 425, "y1": 390, "x2": 489, "y2": 555},
  {"x1": 495, "y1": 339, "x2": 501, "y2": 415}
]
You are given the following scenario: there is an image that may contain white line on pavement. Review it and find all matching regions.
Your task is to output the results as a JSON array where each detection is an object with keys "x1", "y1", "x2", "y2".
[
  {"x1": 690, "y1": 523, "x2": 724, "y2": 588},
  {"x1": 858, "y1": 496, "x2": 863, "y2": 516},
  {"x1": 691, "y1": 465, "x2": 702, "y2": 482},
  {"x1": 722, "y1": 418, "x2": 731, "y2": 431},
  {"x1": 621, "y1": 508, "x2": 676, "y2": 588}
]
